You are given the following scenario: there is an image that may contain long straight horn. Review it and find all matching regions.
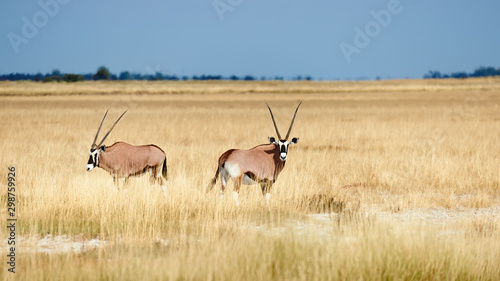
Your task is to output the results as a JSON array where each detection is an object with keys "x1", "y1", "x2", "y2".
[
  {"x1": 266, "y1": 103, "x2": 282, "y2": 140},
  {"x1": 97, "y1": 110, "x2": 128, "y2": 147},
  {"x1": 284, "y1": 101, "x2": 302, "y2": 140},
  {"x1": 92, "y1": 109, "x2": 109, "y2": 148}
]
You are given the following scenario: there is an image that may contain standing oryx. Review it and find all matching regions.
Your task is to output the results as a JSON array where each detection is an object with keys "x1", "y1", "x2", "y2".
[
  {"x1": 86, "y1": 110, "x2": 168, "y2": 192},
  {"x1": 208, "y1": 102, "x2": 302, "y2": 205}
]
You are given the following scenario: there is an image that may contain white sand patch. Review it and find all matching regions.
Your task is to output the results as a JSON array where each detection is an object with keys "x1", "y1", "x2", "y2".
[
  {"x1": 242, "y1": 204, "x2": 500, "y2": 240},
  {"x1": 2, "y1": 234, "x2": 107, "y2": 254},
  {"x1": 364, "y1": 204, "x2": 500, "y2": 226},
  {"x1": 2, "y1": 205, "x2": 497, "y2": 254}
]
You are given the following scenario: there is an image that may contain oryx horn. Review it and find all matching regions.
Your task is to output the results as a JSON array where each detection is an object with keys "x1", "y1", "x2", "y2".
[
  {"x1": 92, "y1": 109, "x2": 109, "y2": 148},
  {"x1": 97, "y1": 110, "x2": 128, "y2": 147},
  {"x1": 284, "y1": 102, "x2": 302, "y2": 140},
  {"x1": 266, "y1": 103, "x2": 282, "y2": 140}
]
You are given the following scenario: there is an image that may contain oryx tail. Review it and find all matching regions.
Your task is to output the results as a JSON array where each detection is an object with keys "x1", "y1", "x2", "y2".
[
  {"x1": 162, "y1": 156, "x2": 168, "y2": 180},
  {"x1": 207, "y1": 150, "x2": 233, "y2": 192},
  {"x1": 207, "y1": 165, "x2": 220, "y2": 191}
]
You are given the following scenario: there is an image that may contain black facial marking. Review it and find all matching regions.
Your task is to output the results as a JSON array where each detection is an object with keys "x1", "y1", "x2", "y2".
[
  {"x1": 88, "y1": 149, "x2": 99, "y2": 167},
  {"x1": 87, "y1": 155, "x2": 94, "y2": 165},
  {"x1": 280, "y1": 144, "x2": 287, "y2": 153}
]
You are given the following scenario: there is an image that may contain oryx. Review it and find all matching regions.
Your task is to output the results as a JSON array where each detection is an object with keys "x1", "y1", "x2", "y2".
[
  {"x1": 208, "y1": 102, "x2": 302, "y2": 205},
  {"x1": 87, "y1": 110, "x2": 168, "y2": 192}
]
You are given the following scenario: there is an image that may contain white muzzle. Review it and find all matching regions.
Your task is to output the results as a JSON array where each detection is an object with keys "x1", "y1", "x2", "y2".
[{"x1": 86, "y1": 164, "x2": 94, "y2": 172}]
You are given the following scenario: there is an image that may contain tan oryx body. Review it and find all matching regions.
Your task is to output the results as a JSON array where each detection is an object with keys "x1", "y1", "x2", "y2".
[
  {"x1": 208, "y1": 102, "x2": 302, "y2": 205},
  {"x1": 86, "y1": 110, "x2": 168, "y2": 191}
]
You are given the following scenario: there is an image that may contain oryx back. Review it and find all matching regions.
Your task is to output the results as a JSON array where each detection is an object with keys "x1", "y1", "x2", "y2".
[{"x1": 99, "y1": 142, "x2": 166, "y2": 178}]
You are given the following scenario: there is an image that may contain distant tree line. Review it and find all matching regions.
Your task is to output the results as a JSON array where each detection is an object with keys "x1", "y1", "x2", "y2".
[
  {"x1": 424, "y1": 66, "x2": 500, "y2": 79},
  {"x1": 4, "y1": 65, "x2": 497, "y2": 82},
  {"x1": 0, "y1": 66, "x2": 313, "y2": 82}
]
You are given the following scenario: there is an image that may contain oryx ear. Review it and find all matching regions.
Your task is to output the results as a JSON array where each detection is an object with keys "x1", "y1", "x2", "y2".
[
  {"x1": 290, "y1": 137, "x2": 299, "y2": 144},
  {"x1": 268, "y1": 137, "x2": 276, "y2": 144},
  {"x1": 100, "y1": 145, "x2": 106, "y2": 152}
]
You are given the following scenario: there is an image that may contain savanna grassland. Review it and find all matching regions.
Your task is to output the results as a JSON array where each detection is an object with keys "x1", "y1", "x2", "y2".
[{"x1": 1, "y1": 78, "x2": 500, "y2": 280}]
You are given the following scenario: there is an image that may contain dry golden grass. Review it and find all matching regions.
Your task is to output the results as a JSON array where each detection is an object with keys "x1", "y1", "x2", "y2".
[
  {"x1": 1, "y1": 79, "x2": 499, "y2": 280},
  {"x1": 2, "y1": 77, "x2": 500, "y2": 96}
]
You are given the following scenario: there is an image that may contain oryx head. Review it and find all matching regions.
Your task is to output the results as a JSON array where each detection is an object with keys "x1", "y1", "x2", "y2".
[
  {"x1": 87, "y1": 110, "x2": 127, "y2": 172},
  {"x1": 266, "y1": 102, "x2": 302, "y2": 161}
]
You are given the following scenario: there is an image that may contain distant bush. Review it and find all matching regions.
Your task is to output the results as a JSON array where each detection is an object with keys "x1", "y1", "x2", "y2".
[
  {"x1": 470, "y1": 66, "x2": 499, "y2": 78},
  {"x1": 63, "y1": 74, "x2": 84, "y2": 82},
  {"x1": 423, "y1": 71, "x2": 443, "y2": 79},
  {"x1": 42, "y1": 76, "x2": 62, "y2": 83},
  {"x1": 450, "y1": 72, "x2": 468, "y2": 79},
  {"x1": 424, "y1": 66, "x2": 500, "y2": 79},
  {"x1": 93, "y1": 66, "x2": 111, "y2": 80},
  {"x1": 0, "y1": 68, "x2": 318, "y2": 82},
  {"x1": 119, "y1": 71, "x2": 132, "y2": 80}
]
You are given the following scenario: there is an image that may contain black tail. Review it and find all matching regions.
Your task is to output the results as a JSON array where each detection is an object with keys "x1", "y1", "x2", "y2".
[
  {"x1": 206, "y1": 164, "x2": 221, "y2": 193},
  {"x1": 161, "y1": 157, "x2": 168, "y2": 180}
]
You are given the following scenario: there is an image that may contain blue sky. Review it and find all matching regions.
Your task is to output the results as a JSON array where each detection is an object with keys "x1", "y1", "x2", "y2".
[{"x1": 1, "y1": 0, "x2": 500, "y2": 80}]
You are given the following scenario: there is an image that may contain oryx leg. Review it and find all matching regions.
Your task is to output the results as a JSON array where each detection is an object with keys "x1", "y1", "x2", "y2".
[
  {"x1": 233, "y1": 175, "x2": 242, "y2": 207},
  {"x1": 122, "y1": 177, "x2": 130, "y2": 192},
  {"x1": 146, "y1": 165, "x2": 166, "y2": 193},
  {"x1": 261, "y1": 180, "x2": 273, "y2": 205},
  {"x1": 219, "y1": 165, "x2": 230, "y2": 200},
  {"x1": 155, "y1": 165, "x2": 167, "y2": 193},
  {"x1": 113, "y1": 176, "x2": 120, "y2": 192},
  {"x1": 148, "y1": 167, "x2": 155, "y2": 186},
  {"x1": 113, "y1": 176, "x2": 129, "y2": 192}
]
